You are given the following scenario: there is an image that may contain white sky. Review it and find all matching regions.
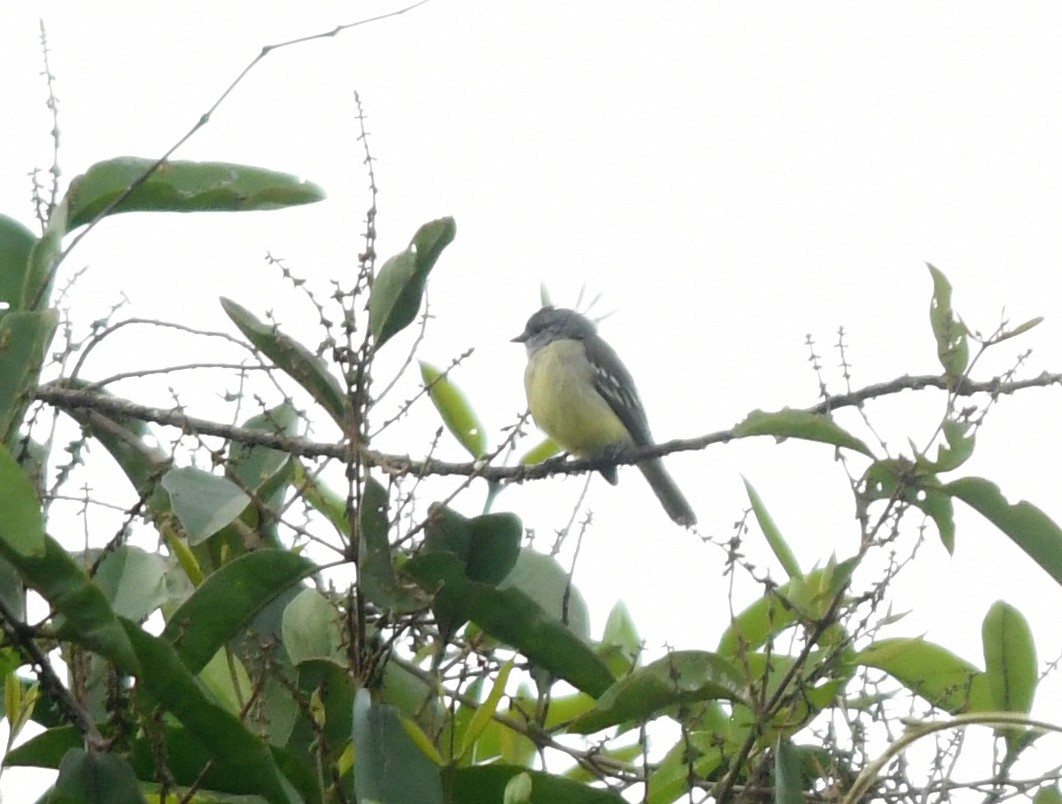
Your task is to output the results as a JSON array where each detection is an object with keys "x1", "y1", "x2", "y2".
[{"x1": 4, "y1": 2, "x2": 1062, "y2": 799}]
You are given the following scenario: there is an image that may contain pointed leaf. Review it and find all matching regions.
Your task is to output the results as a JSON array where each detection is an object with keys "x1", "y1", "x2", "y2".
[
  {"x1": 774, "y1": 736, "x2": 806, "y2": 804},
  {"x1": 93, "y1": 546, "x2": 168, "y2": 621},
  {"x1": 734, "y1": 409, "x2": 873, "y2": 456},
  {"x1": 282, "y1": 588, "x2": 342, "y2": 665},
  {"x1": 161, "y1": 467, "x2": 251, "y2": 545},
  {"x1": 65, "y1": 157, "x2": 324, "y2": 229},
  {"x1": 161, "y1": 550, "x2": 315, "y2": 674},
  {"x1": 353, "y1": 689, "x2": 444, "y2": 804},
  {"x1": 519, "y1": 438, "x2": 561, "y2": 467},
  {"x1": 420, "y1": 361, "x2": 488, "y2": 458},
  {"x1": 856, "y1": 638, "x2": 993, "y2": 714},
  {"x1": 443, "y1": 765, "x2": 624, "y2": 803},
  {"x1": 221, "y1": 298, "x2": 348, "y2": 427},
  {"x1": 945, "y1": 476, "x2": 1062, "y2": 587},
  {"x1": 743, "y1": 477, "x2": 801, "y2": 579},
  {"x1": 927, "y1": 263, "x2": 969, "y2": 379},
  {"x1": 369, "y1": 217, "x2": 456, "y2": 347},
  {"x1": 405, "y1": 553, "x2": 614, "y2": 697},
  {"x1": 123, "y1": 621, "x2": 300, "y2": 804},
  {"x1": 568, "y1": 650, "x2": 745, "y2": 734},
  {"x1": 467, "y1": 512, "x2": 522, "y2": 585}
]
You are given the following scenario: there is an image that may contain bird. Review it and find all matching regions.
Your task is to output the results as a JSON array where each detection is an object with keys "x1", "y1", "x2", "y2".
[{"x1": 512, "y1": 306, "x2": 697, "y2": 527}]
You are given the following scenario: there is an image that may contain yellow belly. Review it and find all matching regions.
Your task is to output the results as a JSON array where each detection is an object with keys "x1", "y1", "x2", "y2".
[{"x1": 524, "y1": 340, "x2": 632, "y2": 457}]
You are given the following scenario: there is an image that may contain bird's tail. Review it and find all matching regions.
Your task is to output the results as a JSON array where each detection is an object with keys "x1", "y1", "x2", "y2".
[{"x1": 639, "y1": 458, "x2": 697, "y2": 527}]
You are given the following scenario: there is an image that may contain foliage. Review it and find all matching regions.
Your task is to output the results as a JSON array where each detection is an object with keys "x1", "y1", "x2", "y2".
[{"x1": 1, "y1": 54, "x2": 1061, "y2": 804}]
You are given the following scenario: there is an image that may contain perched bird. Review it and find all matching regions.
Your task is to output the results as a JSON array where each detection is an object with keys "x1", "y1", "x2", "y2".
[{"x1": 513, "y1": 306, "x2": 696, "y2": 527}]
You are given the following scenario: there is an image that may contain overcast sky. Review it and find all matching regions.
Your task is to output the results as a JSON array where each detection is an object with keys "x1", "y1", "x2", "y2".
[{"x1": 4, "y1": 2, "x2": 1062, "y2": 798}]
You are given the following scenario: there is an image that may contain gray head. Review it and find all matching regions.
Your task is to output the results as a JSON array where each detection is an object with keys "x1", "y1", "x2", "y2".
[{"x1": 512, "y1": 307, "x2": 596, "y2": 356}]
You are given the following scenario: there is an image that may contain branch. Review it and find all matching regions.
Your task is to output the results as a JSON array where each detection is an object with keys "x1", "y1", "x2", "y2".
[{"x1": 36, "y1": 370, "x2": 1062, "y2": 481}]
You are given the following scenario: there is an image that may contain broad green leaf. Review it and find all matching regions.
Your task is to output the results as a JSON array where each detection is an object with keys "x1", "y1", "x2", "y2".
[
  {"x1": 405, "y1": 553, "x2": 614, "y2": 697},
  {"x1": 292, "y1": 461, "x2": 348, "y2": 536},
  {"x1": 467, "y1": 512, "x2": 522, "y2": 585},
  {"x1": 281, "y1": 588, "x2": 342, "y2": 665},
  {"x1": 733, "y1": 409, "x2": 873, "y2": 457},
  {"x1": 927, "y1": 263, "x2": 969, "y2": 379},
  {"x1": 161, "y1": 467, "x2": 250, "y2": 545},
  {"x1": 228, "y1": 403, "x2": 298, "y2": 493},
  {"x1": 0, "y1": 215, "x2": 35, "y2": 312},
  {"x1": 568, "y1": 650, "x2": 745, "y2": 734},
  {"x1": 442, "y1": 765, "x2": 624, "y2": 803},
  {"x1": 922, "y1": 418, "x2": 975, "y2": 473},
  {"x1": 420, "y1": 361, "x2": 487, "y2": 458},
  {"x1": 64, "y1": 157, "x2": 325, "y2": 230},
  {"x1": 51, "y1": 748, "x2": 146, "y2": 804},
  {"x1": 368, "y1": 217, "x2": 456, "y2": 347},
  {"x1": 161, "y1": 550, "x2": 315, "y2": 674},
  {"x1": 856, "y1": 638, "x2": 992, "y2": 714},
  {"x1": 93, "y1": 546, "x2": 168, "y2": 621},
  {"x1": 358, "y1": 477, "x2": 424, "y2": 612},
  {"x1": 774, "y1": 736, "x2": 806, "y2": 804},
  {"x1": 0, "y1": 444, "x2": 45, "y2": 558},
  {"x1": 123, "y1": 621, "x2": 300, "y2": 804},
  {"x1": 982, "y1": 600, "x2": 1037, "y2": 714},
  {"x1": 504, "y1": 772, "x2": 533, "y2": 804},
  {"x1": 743, "y1": 477, "x2": 801, "y2": 579},
  {"x1": 2, "y1": 724, "x2": 80, "y2": 768},
  {"x1": 0, "y1": 310, "x2": 59, "y2": 446},
  {"x1": 945, "y1": 476, "x2": 1062, "y2": 587},
  {"x1": 0, "y1": 532, "x2": 136, "y2": 672},
  {"x1": 499, "y1": 548, "x2": 589, "y2": 639},
  {"x1": 353, "y1": 689, "x2": 444, "y2": 804},
  {"x1": 220, "y1": 298, "x2": 348, "y2": 427},
  {"x1": 1035, "y1": 786, "x2": 1062, "y2": 804}
]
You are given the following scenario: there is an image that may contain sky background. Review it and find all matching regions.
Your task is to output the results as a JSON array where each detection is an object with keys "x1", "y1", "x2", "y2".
[{"x1": 4, "y1": 1, "x2": 1062, "y2": 798}]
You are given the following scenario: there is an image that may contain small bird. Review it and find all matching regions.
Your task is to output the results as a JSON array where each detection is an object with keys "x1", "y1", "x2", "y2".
[{"x1": 513, "y1": 306, "x2": 696, "y2": 527}]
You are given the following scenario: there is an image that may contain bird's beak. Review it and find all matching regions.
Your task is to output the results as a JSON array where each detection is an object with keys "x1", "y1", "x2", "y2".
[{"x1": 511, "y1": 329, "x2": 529, "y2": 344}]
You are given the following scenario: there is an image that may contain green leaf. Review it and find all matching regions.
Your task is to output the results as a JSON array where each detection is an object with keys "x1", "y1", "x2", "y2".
[
  {"x1": 862, "y1": 459, "x2": 955, "y2": 553},
  {"x1": 161, "y1": 467, "x2": 251, "y2": 545},
  {"x1": 773, "y1": 736, "x2": 806, "y2": 804},
  {"x1": 598, "y1": 601, "x2": 641, "y2": 677},
  {"x1": 0, "y1": 532, "x2": 137, "y2": 672},
  {"x1": 2, "y1": 724, "x2": 80, "y2": 768},
  {"x1": 1034, "y1": 786, "x2": 1062, "y2": 804},
  {"x1": 856, "y1": 638, "x2": 993, "y2": 714},
  {"x1": 0, "y1": 215, "x2": 36, "y2": 312},
  {"x1": 945, "y1": 476, "x2": 1062, "y2": 586},
  {"x1": 519, "y1": 438, "x2": 561, "y2": 467},
  {"x1": 64, "y1": 157, "x2": 325, "y2": 230},
  {"x1": 228, "y1": 403, "x2": 298, "y2": 493},
  {"x1": 161, "y1": 550, "x2": 316, "y2": 674},
  {"x1": 982, "y1": 600, "x2": 1037, "y2": 714},
  {"x1": 442, "y1": 765, "x2": 624, "y2": 803},
  {"x1": 0, "y1": 444, "x2": 45, "y2": 558},
  {"x1": 221, "y1": 298, "x2": 348, "y2": 427},
  {"x1": 568, "y1": 650, "x2": 745, "y2": 734},
  {"x1": 405, "y1": 553, "x2": 614, "y2": 697},
  {"x1": 467, "y1": 513, "x2": 522, "y2": 585},
  {"x1": 281, "y1": 588, "x2": 342, "y2": 665},
  {"x1": 0, "y1": 310, "x2": 59, "y2": 446},
  {"x1": 924, "y1": 418, "x2": 976, "y2": 473},
  {"x1": 743, "y1": 477, "x2": 801, "y2": 579},
  {"x1": 499, "y1": 548, "x2": 590, "y2": 639},
  {"x1": 353, "y1": 689, "x2": 444, "y2": 804},
  {"x1": 420, "y1": 362, "x2": 488, "y2": 458},
  {"x1": 927, "y1": 263, "x2": 969, "y2": 379},
  {"x1": 93, "y1": 546, "x2": 169, "y2": 621},
  {"x1": 123, "y1": 621, "x2": 300, "y2": 804},
  {"x1": 733, "y1": 409, "x2": 873, "y2": 457},
  {"x1": 358, "y1": 477, "x2": 423, "y2": 612},
  {"x1": 22, "y1": 217, "x2": 63, "y2": 311},
  {"x1": 368, "y1": 217, "x2": 456, "y2": 347},
  {"x1": 50, "y1": 748, "x2": 146, "y2": 804}
]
